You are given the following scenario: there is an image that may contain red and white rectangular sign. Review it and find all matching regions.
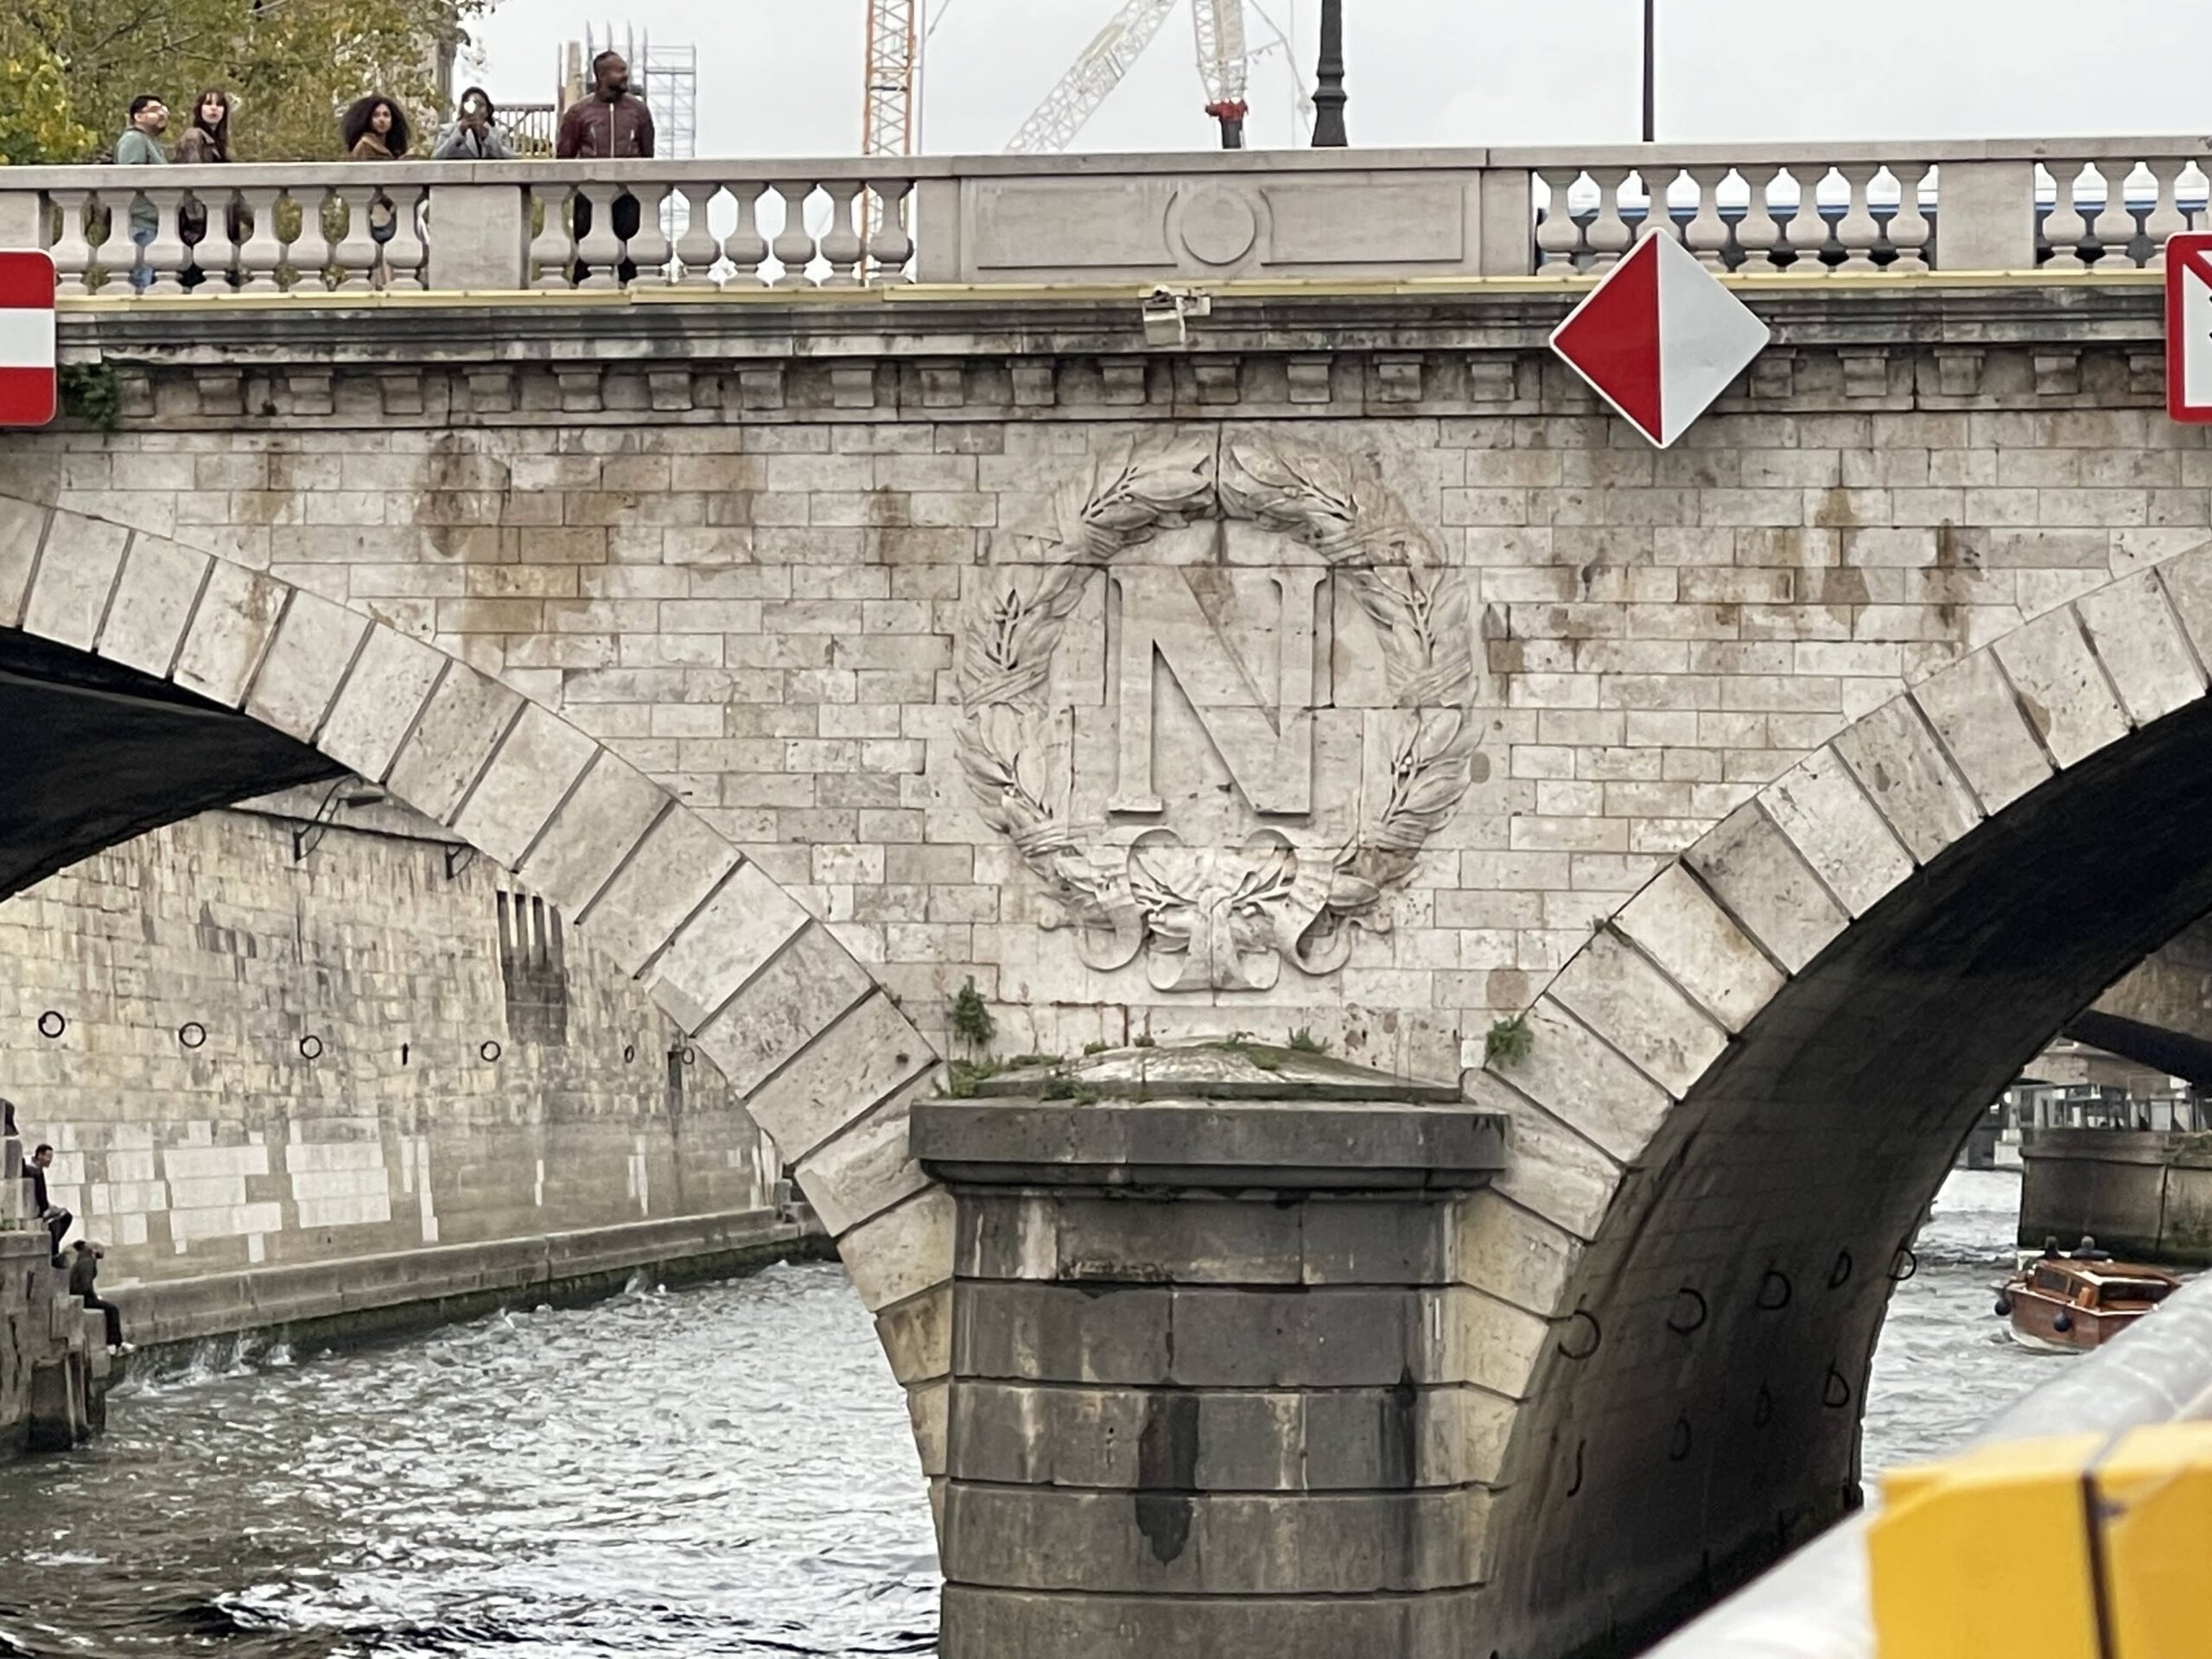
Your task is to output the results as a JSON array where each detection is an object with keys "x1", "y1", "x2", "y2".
[
  {"x1": 2167, "y1": 233, "x2": 2212, "y2": 423},
  {"x1": 0, "y1": 251, "x2": 57, "y2": 429}
]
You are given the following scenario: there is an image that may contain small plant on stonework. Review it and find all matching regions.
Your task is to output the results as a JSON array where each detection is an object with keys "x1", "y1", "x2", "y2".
[
  {"x1": 1132, "y1": 1033, "x2": 1156, "y2": 1048},
  {"x1": 941, "y1": 1057, "x2": 1003, "y2": 1099},
  {"x1": 1083, "y1": 1039, "x2": 1110, "y2": 1056},
  {"x1": 1041, "y1": 1077, "x2": 1102, "y2": 1104},
  {"x1": 1485, "y1": 1014, "x2": 1534, "y2": 1068},
  {"x1": 58, "y1": 362, "x2": 122, "y2": 433},
  {"x1": 949, "y1": 976, "x2": 995, "y2": 1052},
  {"x1": 1005, "y1": 1052, "x2": 1064, "y2": 1070},
  {"x1": 1287, "y1": 1027, "x2": 1329, "y2": 1055},
  {"x1": 1246, "y1": 1049, "x2": 1281, "y2": 1073}
]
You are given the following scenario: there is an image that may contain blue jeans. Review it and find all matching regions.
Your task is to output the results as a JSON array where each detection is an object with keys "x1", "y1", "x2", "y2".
[{"x1": 128, "y1": 222, "x2": 155, "y2": 292}]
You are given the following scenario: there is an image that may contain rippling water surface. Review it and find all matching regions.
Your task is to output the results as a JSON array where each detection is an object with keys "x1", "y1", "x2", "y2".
[
  {"x1": 0, "y1": 1173, "x2": 2060, "y2": 1656},
  {"x1": 0, "y1": 1260, "x2": 938, "y2": 1657}
]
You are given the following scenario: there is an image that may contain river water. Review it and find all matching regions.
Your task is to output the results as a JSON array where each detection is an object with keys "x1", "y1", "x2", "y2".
[{"x1": 0, "y1": 1171, "x2": 2049, "y2": 1657}]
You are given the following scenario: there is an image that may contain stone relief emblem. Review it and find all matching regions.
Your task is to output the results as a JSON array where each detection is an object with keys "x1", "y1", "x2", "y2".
[{"x1": 956, "y1": 435, "x2": 1479, "y2": 992}]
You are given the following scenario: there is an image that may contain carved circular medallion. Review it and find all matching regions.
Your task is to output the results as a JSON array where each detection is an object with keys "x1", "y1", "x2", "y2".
[
  {"x1": 1179, "y1": 188, "x2": 1259, "y2": 267},
  {"x1": 955, "y1": 436, "x2": 1481, "y2": 993}
]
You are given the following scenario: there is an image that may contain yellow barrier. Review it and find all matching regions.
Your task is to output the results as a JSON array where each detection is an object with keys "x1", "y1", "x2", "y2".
[{"x1": 1867, "y1": 1423, "x2": 2212, "y2": 1658}]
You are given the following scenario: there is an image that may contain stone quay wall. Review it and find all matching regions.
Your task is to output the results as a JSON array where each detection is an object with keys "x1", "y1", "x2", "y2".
[
  {"x1": 2021, "y1": 1128, "x2": 2212, "y2": 1266},
  {"x1": 0, "y1": 794, "x2": 784, "y2": 1335}
]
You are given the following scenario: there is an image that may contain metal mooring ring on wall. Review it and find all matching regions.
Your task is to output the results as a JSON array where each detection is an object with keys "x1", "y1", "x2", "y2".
[
  {"x1": 1564, "y1": 1438, "x2": 1586, "y2": 1497},
  {"x1": 1557, "y1": 1309, "x2": 1603, "y2": 1361},
  {"x1": 178, "y1": 1021, "x2": 207, "y2": 1050},
  {"x1": 480, "y1": 1040, "x2": 502, "y2": 1064},
  {"x1": 298, "y1": 1034, "x2": 323, "y2": 1060},
  {"x1": 1752, "y1": 1382, "x2": 1776, "y2": 1427},
  {"x1": 1827, "y1": 1249, "x2": 1853, "y2": 1289},
  {"x1": 36, "y1": 1011, "x2": 66, "y2": 1039},
  {"x1": 1757, "y1": 1268, "x2": 1792, "y2": 1310},
  {"x1": 1888, "y1": 1247, "x2": 1918, "y2": 1283},
  {"x1": 1667, "y1": 1287, "x2": 1709, "y2": 1334},
  {"x1": 1823, "y1": 1364, "x2": 1853, "y2": 1409},
  {"x1": 1669, "y1": 1414, "x2": 1694, "y2": 1462},
  {"x1": 623, "y1": 1043, "x2": 636, "y2": 1064}
]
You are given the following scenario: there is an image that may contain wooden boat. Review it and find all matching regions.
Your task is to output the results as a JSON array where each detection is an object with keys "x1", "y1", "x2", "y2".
[{"x1": 1994, "y1": 1253, "x2": 2182, "y2": 1353}]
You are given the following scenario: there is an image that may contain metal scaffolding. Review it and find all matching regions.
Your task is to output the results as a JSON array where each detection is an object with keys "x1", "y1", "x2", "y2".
[{"x1": 565, "y1": 24, "x2": 699, "y2": 158}]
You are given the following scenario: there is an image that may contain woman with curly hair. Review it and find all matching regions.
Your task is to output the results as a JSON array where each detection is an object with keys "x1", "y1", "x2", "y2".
[{"x1": 340, "y1": 95, "x2": 410, "y2": 285}]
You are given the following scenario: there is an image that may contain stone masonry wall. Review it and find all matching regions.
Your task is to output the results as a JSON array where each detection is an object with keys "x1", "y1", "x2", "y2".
[
  {"x1": 4, "y1": 335, "x2": 2205, "y2": 1087},
  {"x1": 0, "y1": 799, "x2": 775, "y2": 1290}
]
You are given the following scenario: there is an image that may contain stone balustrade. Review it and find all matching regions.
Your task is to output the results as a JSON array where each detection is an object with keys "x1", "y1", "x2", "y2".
[{"x1": 0, "y1": 139, "x2": 2207, "y2": 296}]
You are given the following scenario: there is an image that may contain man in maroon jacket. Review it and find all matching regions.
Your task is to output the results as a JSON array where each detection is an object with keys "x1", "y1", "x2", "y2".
[{"x1": 555, "y1": 51, "x2": 656, "y2": 283}]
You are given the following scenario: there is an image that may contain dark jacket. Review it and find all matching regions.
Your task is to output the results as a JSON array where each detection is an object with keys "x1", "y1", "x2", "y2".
[
  {"x1": 25, "y1": 1162, "x2": 48, "y2": 1214},
  {"x1": 554, "y1": 93, "x2": 654, "y2": 160},
  {"x1": 68, "y1": 1250, "x2": 98, "y2": 1298}
]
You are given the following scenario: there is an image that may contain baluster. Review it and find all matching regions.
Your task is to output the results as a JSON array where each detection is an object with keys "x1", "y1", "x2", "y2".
[
  {"x1": 1833, "y1": 163, "x2": 1884, "y2": 273},
  {"x1": 1682, "y1": 167, "x2": 1733, "y2": 269},
  {"x1": 48, "y1": 190, "x2": 96, "y2": 296},
  {"x1": 673, "y1": 182, "x2": 723, "y2": 286},
  {"x1": 2042, "y1": 161, "x2": 2090, "y2": 269},
  {"x1": 1767, "y1": 168, "x2": 1818, "y2": 276},
  {"x1": 1881, "y1": 163, "x2": 1932, "y2": 275},
  {"x1": 528, "y1": 186, "x2": 575, "y2": 289},
  {"x1": 1635, "y1": 168, "x2": 1681, "y2": 243},
  {"x1": 380, "y1": 184, "x2": 427, "y2": 289},
  {"x1": 863, "y1": 180, "x2": 916, "y2": 281},
  {"x1": 626, "y1": 182, "x2": 676, "y2": 287},
  {"x1": 1584, "y1": 167, "x2": 1633, "y2": 270},
  {"x1": 234, "y1": 188, "x2": 287, "y2": 293},
  {"x1": 1533, "y1": 168, "x2": 1583, "y2": 271},
  {"x1": 327, "y1": 185, "x2": 379, "y2": 292},
  {"x1": 2183, "y1": 162, "x2": 2211, "y2": 234},
  {"x1": 817, "y1": 179, "x2": 866, "y2": 285},
  {"x1": 573, "y1": 183, "x2": 626, "y2": 289},
  {"x1": 725, "y1": 184, "x2": 772, "y2": 286},
  {"x1": 2083, "y1": 162, "x2": 2126, "y2": 267},
  {"x1": 140, "y1": 190, "x2": 190, "y2": 296},
  {"x1": 2145, "y1": 159, "x2": 2192, "y2": 266},
  {"x1": 1732, "y1": 166, "x2": 1783, "y2": 273},
  {"x1": 769, "y1": 181, "x2": 819, "y2": 286}
]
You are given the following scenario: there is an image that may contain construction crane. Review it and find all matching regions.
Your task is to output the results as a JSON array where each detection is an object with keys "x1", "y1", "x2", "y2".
[
  {"x1": 861, "y1": 0, "x2": 922, "y2": 157},
  {"x1": 1004, "y1": 0, "x2": 1250, "y2": 156}
]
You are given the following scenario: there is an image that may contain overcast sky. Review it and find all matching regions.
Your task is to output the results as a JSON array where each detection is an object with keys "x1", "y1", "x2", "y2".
[{"x1": 466, "y1": 1, "x2": 2201, "y2": 157}]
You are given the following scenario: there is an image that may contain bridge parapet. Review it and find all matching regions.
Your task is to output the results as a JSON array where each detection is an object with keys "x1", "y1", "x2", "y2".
[{"x1": 3, "y1": 137, "x2": 2209, "y2": 296}]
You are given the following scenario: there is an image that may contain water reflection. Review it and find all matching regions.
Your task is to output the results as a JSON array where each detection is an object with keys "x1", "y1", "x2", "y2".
[{"x1": 0, "y1": 1172, "x2": 2054, "y2": 1656}]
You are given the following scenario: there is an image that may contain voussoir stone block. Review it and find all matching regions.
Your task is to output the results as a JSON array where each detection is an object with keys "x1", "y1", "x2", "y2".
[
  {"x1": 1991, "y1": 606, "x2": 2127, "y2": 769},
  {"x1": 1450, "y1": 1190, "x2": 1582, "y2": 1319},
  {"x1": 172, "y1": 561, "x2": 284, "y2": 707},
  {"x1": 744, "y1": 992, "x2": 935, "y2": 1163},
  {"x1": 96, "y1": 534, "x2": 208, "y2": 679},
  {"x1": 695, "y1": 923, "x2": 875, "y2": 1098},
  {"x1": 2154, "y1": 543, "x2": 2212, "y2": 678},
  {"x1": 1912, "y1": 648, "x2": 2053, "y2": 815},
  {"x1": 1486, "y1": 995, "x2": 1669, "y2": 1164},
  {"x1": 244, "y1": 588, "x2": 371, "y2": 741},
  {"x1": 448, "y1": 701, "x2": 599, "y2": 871},
  {"x1": 908, "y1": 1376, "x2": 949, "y2": 1478},
  {"x1": 22, "y1": 512, "x2": 128, "y2": 651},
  {"x1": 2076, "y1": 571, "x2": 2205, "y2": 728},
  {"x1": 1613, "y1": 863, "x2": 1784, "y2": 1034},
  {"x1": 315, "y1": 626, "x2": 448, "y2": 784},
  {"x1": 1684, "y1": 801, "x2": 1848, "y2": 975},
  {"x1": 1423, "y1": 1286, "x2": 1550, "y2": 1399},
  {"x1": 648, "y1": 860, "x2": 812, "y2": 1034},
  {"x1": 1545, "y1": 929, "x2": 1726, "y2": 1099},
  {"x1": 576, "y1": 807, "x2": 740, "y2": 978},
  {"x1": 0, "y1": 496, "x2": 48, "y2": 625},
  {"x1": 1462, "y1": 1071, "x2": 1620, "y2": 1243},
  {"x1": 1832, "y1": 695, "x2": 1982, "y2": 867},
  {"x1": 514, "y1": 754, "x2": 670, "y2": 916},
  {"x1": 1758, "y1": 747, "x2": 1914, "y2": 918},
  {"x1": 384, "y1": 663, "x2": 523, "y2": 824},
  {"x1": 838, "y1": 1187, "x2": 955, "y2": 1313},
  {"x1": 794, "y1": 1087, "x2": 932, "y2": 1236},
  {"x1": 876, "y1": 1280, "x2": 953, "y2": 1385}
]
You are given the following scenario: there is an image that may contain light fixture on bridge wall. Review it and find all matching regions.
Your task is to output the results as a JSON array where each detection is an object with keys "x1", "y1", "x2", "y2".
[{"x1": 1141, "y1": 286, "x2": 1213, "y2": 347}]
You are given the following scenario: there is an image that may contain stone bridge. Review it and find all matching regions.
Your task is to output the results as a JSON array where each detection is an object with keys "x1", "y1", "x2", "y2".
[{"x1": 8, "y1": 137, "x2": 2212, "y2": 1657}]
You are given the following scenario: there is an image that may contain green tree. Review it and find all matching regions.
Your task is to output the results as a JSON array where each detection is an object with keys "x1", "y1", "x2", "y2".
[{"x1": 1, "y1": 0, "x2": 495, "y2": 164}]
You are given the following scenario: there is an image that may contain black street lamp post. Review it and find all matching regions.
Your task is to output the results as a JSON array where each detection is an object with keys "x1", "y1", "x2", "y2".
[
  {"x1": 1642, "y1": 0, "x2": 1656, "y2": 142},
  {"x1": 1313, "y1": 0, "x2": 1348, "y2": 148}
]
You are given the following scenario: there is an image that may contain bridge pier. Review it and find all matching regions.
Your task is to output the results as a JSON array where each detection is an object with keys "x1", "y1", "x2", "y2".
[{"x1": 912, "y1": 1044, "x2": 1509, "y2": 1658}]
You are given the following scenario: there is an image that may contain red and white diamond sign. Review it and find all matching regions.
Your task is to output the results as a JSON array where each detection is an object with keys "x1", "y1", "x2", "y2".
[
  {"x1": 2165, "y1": 232, "x2": 2212, "y2": 423},
  {"x1": 1551, "y1": 231, "x2": 1769, "y2": 449},
  {"x1": 0, "y1": 251, "x2": 57, "y2": 429}
]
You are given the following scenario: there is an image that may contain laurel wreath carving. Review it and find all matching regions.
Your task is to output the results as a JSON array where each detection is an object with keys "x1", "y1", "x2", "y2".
[{"x1": 956, "y1": 434, "x2": 1478, "y2": 980}]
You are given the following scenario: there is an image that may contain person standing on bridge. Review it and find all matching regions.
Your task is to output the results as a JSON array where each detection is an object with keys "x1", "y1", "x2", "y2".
[
  {"x1": 433, "y1": 87, "x2": 516, "y2": 161},
  {"x1": 554, "y1": 50, "x2": 654, "y2": 285},
  {"x1": 25, "y1": 1145, "x2": 71, "y2": 1263},
  {"x1": 111, "y1": 94, "x2": 168, "y2": 293},
  {"x1": 341, "y1": 96, "x2": 413, "y2": 288},
  {"x1": 172, "y1": 88, "x2": 236, "y2": 291},
  {"x1": 68, "y1": 1243, "x2": 125, "y2": 1354}
]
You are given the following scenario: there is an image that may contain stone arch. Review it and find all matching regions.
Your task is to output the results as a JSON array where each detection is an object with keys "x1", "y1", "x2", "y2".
[
  {"x1": 1465, "y1": 539, "x2": 2212, "y2": 1657},
  {"x1": 0, "y1": 493, "x2": 950, "y2": 1487}
]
